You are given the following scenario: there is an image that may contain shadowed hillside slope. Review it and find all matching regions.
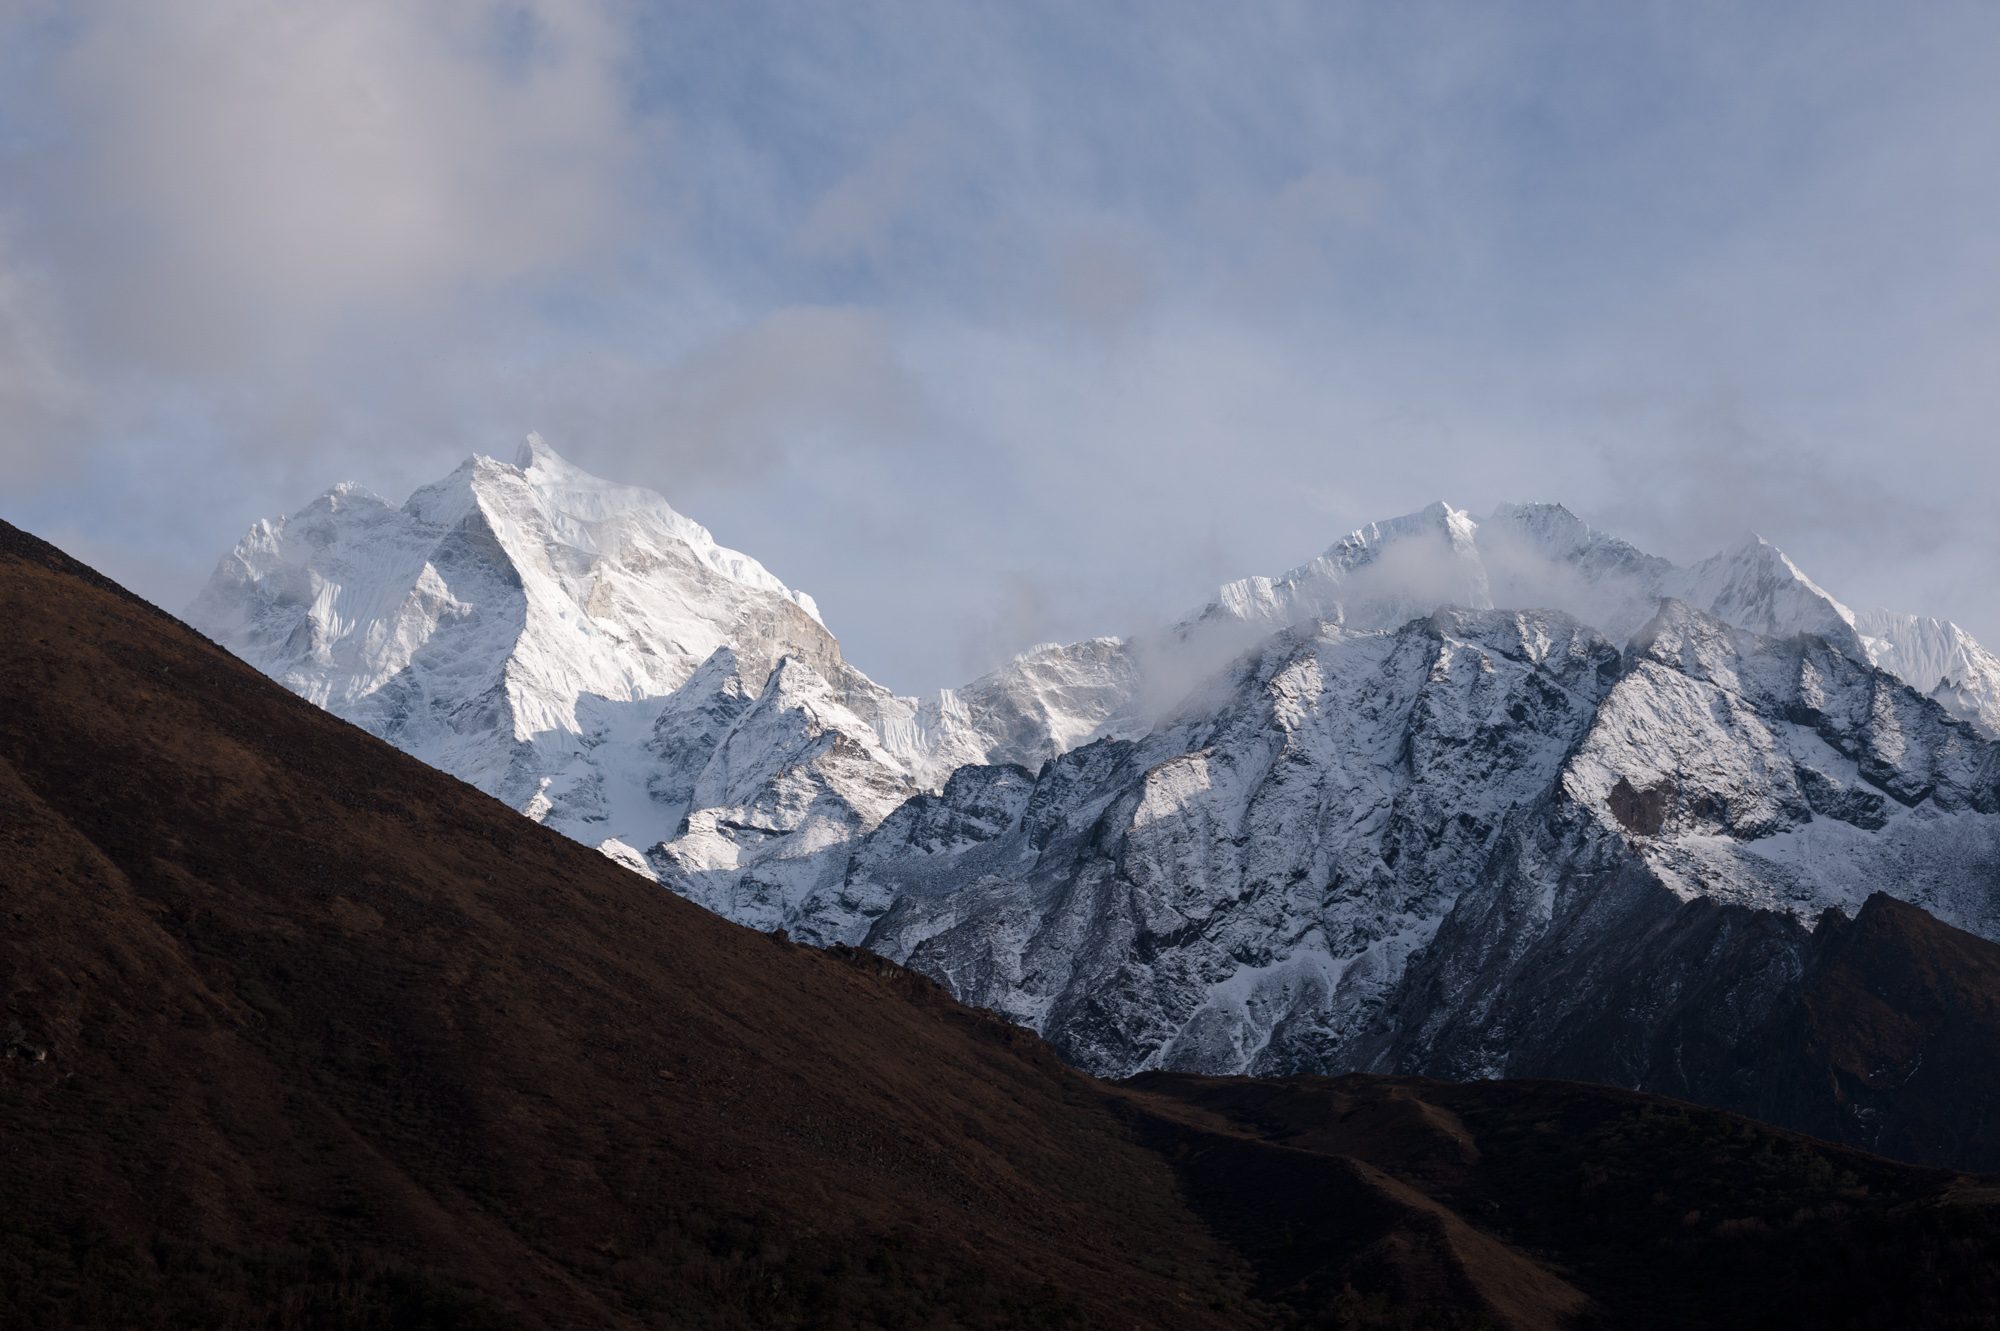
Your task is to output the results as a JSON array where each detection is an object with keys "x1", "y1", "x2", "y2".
[
  {"x1": 6, "y1": 517, "x2": 2000, "y2": 1330},
  {"x1": 1720, "y1": 893, "x2": 2000, "y2": 1170},
  {"x1": 0, "y1": 521, "x2": 1256, "y2": 1329},
  {"x1": 1127, "y1": 1073, "x2": 2000, "y2": 1330}
]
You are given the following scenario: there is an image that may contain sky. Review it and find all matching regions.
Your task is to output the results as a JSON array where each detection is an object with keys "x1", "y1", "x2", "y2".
[{"x1": 2, "y1": 0, "x2": 1998, "y2": 694}]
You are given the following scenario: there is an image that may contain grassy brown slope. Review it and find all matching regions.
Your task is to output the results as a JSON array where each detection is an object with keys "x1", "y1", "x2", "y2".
[{"x1": 0, "y1": 520, "x2": 1253, "y2": 1329}]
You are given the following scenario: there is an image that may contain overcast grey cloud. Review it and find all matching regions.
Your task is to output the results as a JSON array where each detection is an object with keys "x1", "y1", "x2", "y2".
[{"x1": 2, "y1": 0, "x2": 1998, "y2": 692}]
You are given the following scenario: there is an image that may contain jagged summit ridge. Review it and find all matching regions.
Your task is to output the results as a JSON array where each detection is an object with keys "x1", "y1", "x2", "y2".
[
  {"x1": 511, "y1": 431, "x2": 822, "y2": 622},
  {"x1": 190, "y1": 438, "x2": 901, "y2": 873},
  {"x1": 1855, "y1": 606, "x2": 2000, "y2": 729},
  {"x1": 186, "y1": 437, "x2": 1135, "y2": 898},
  {"x1": 192, "y1": 435, "x2": 832, "y2": 752},
  {"x1": 1167, "y1": 499, "x2": 1999, "y2": 735}
]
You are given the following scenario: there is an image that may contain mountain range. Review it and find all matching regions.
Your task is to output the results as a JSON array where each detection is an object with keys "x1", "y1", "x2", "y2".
[
  {"x1": 12, "y1": 515, "x2": 2000, "y2": 1328},
  {"x1": 186, "y1": 438, "x2": 2000, "y2": 1160}
]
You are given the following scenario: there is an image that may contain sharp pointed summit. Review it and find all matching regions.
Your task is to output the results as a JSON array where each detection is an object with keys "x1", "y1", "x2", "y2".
[
  {"x1": 186, "y1": 438, "x2": 882, "y2": 869},
  {"x1": 516, "y1": 429, "x2": 559, "y2": 470},
  {"x1": 1676, "y1": 531, "x2": 1865, "y2": 657}
]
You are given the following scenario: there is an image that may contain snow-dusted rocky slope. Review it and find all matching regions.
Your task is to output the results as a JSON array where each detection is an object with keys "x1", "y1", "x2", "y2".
[
  {"x1": 849, "y1": 607, "x2": 1625, "y2": 1071},
  {"x1": 836, "y1": 595, "x2": 2000, "y2": 1078},
  {"x1": 1370, "y1": 601, "x2": 2000, "y2": 1088},
  {"x1": 192, "y1": 440, "x2": 2000, "y2": 1082}
]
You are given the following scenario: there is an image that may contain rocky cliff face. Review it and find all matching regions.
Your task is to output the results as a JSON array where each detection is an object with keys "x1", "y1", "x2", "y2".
[
  {"x1": 1727, "y1": 892, "x2": 2000, "y2": 1171},
  {"x1": 848, "y1": 608, "x2": 1622, "y2": 1075},
  {"x1": 840, "y1": 599, "x2": 2000, "y2": 1079}
]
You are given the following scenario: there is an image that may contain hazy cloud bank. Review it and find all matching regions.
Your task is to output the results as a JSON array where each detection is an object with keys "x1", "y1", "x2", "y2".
[{"x1": 3, "y1": 0, "x2": 1998, "y2": 691}]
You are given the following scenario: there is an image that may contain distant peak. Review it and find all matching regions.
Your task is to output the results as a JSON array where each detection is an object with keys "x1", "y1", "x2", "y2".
[
  {"x1": 1488, "y1": 500, "x2": 1579, "y2": 528},
  {"x1": 1351, "y1": 500, "x2": 1473, "y2": 543},
  {"x1": 1418, "y1": 501, "x2": 1478, "y2": 544},
  {"x1": 321, "y1": 480, "x2": 387, "y2": 509},
  {"x1": 1408, "y1": 499, "x2": 1473, "y2": 531},
  {"x1": 1480, "y1": 503, "x2": 1669, "y2": 569},
  {"x1": 1717, "y1": 532, "x2": 1778, "y2": 560},
  {"x1": 516, "y1": 431, "x2": 565, "y2": 471},
  {"x1": 1709, "y1": 534, "x2": 1836, "y2": 593},
  {"x1": 1694, "y1": 533, "x2": 1810, "y2": 584}
]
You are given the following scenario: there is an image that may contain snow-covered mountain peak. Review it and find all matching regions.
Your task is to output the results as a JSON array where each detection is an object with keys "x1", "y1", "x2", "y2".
[
  {"x1": 1699, "y1": 532, "x2": 1819, "y2": 587},
  {"x1": 1483, "y1": 501, "x2": 1644, "y2": 565},
  {"x1": 195, "y1": 435, "x2": 2000, "y2": 985},
  {"x1": 1201, "y1": 500, "x2": 1491, "y2": 636},
  {"x1": 1119, "y1": 495, "x2": 2000, "y2": 758},
  {"x1": 1341, "y1": 499, "x2": 1476, "y2": 550},
  {"x1": 323, "y1": 480, "x2": 389, "y2": 508},
  {"x1": 1623, "y1": 598, "x2": 1756, "y2": 685},
  {"x1": 1678, "y1": 533, "x2": 1863, "y2": 657},
  {"x1": 1485, "y1": 498, "x2": 1581, "y2": 536},
  {"x1": 189, "y1": 437, "x2": 850, "y2": 791},
  {"x1": 466, "y1": 434, "x2": 824, "y2": 623},
  {"x1": 516, "y1": 429, "x2": 561, "y2": 470},
  {"x1": 506, "y1": 431, "x2": 663, "y2": 523},
  {"x1": 913, "y1": 634, "x2": 1145, "y2": 777},
  {"x1": 1855, "y1": 607, "x2": 2000, "y2": 734},
  {"x1": 1317, "y1": 501, "x2": 1481, "y2": 577},
  {"x1": 192, "y1": 435, "x2": 1101, "y2": 917}
]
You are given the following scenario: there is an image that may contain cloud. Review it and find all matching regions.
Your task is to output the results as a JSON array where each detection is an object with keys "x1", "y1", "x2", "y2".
[
  {"x1": 1050, "y1": 217, "x2": 1158, "y2": 348},
  {"x1": 795, "y1": 116, "x2": 951, "y2": 266},
  {"x1": 0, "y1": 239, "x2": 89, "y2": 475},
  {"x1": 15, "y1": 0, "x2": 648, "y2": 370},
  {"x1": 1273, "y1": 166, "x2": 1382, "y2": 233},
  {"x1": 536, "y1": 304, "x2": 936, "y2": 488},
  {"x1": 7, "y1": 0, "x2": 2000, "y2": 688}
]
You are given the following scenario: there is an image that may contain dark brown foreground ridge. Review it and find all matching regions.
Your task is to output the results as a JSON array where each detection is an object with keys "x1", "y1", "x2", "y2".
[{"x1": 5, "y1": 516, "x2": 2000, "y2": 1330}]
